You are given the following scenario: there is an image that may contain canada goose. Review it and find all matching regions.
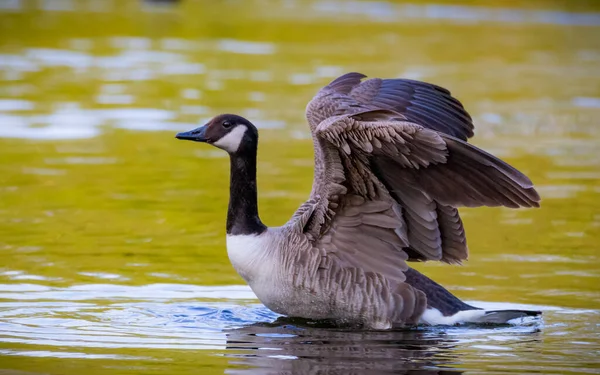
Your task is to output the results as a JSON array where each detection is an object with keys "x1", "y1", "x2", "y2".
[{"x1": 176, "y1": 72, "x2": 541, "y2": 329}]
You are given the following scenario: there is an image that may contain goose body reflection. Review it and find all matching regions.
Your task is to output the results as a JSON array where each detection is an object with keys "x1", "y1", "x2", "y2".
[
  {"x1": 226, "y1": 321, "x2": 465, "y2": 375},
  {"x1": 224, "y1": 317, "x2": 542, "y2": 375},
  {"x1": 176, "y1": 73, "x2": 542, "y2": 329}
]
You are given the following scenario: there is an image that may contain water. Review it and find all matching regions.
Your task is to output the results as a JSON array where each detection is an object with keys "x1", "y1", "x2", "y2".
[
  {"x1": 0, "y1": 283, "x2": 596, "y2": 374},
  {"x1": 1, "y1": 1, "x2": 599, "y2": 374}
]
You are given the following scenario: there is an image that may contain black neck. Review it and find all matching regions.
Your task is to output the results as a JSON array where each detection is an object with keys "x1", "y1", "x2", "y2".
[{"x1": 226, "y1": 149, "x2": 266, "y2": 235}]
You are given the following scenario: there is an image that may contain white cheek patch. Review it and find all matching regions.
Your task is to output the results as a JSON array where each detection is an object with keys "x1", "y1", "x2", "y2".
[{"x1": 213, "y1": 125, "x2": 248, "y2": 153}]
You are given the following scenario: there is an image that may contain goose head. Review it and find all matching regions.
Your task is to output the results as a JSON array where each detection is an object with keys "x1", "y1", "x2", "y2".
[{"x1": 176, "y1": 114, "x2": 258, "y2": 154}]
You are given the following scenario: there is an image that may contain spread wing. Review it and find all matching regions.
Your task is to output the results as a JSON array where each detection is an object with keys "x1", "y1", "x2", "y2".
[
  {"x1": 306, "y1": 72, "x2": 474, "y2": 141},
  {"x1": 296, "y1": 73, "x2": 539, "y2": 282}
]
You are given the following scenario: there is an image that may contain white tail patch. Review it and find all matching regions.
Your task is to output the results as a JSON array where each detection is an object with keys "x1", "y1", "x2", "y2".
[
  {"x1": 214, "y1": 125, "x2": 248, "y2": 153},
  {"x1": 419, "y1": 307, "x2": 540, "y2": 325},
  {"x1": 420, "y1": 308, "x2": 487, "y2": 325}
]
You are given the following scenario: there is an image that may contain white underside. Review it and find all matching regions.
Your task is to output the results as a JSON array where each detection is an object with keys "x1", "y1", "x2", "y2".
[
  {"x1": 226, "y1": 232, "x2": 279, "y2": 284},
  {"x1": 226, "y1": 231, "x2": 299, "y2": 316}
]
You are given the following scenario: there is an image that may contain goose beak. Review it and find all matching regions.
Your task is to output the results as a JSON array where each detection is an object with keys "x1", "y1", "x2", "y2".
[{"x1": 175, "y1": 125, "x2": 208, "y2": 142}]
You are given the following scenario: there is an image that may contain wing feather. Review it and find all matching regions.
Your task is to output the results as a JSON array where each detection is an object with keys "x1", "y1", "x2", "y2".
[
  {"x1": 348, "y1": 77, "x2": 474, "y2": 140},
  {"x1": 308, "y1": 111, "x2": 539, "y2": 264},
  {"x1": 294, "y1": 72, "x2": 538, "y2": 290}
]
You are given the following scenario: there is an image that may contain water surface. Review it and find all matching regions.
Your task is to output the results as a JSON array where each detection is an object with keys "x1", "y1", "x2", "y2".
[{"x1": 0, "y1": 1, "x2": 599, "y2": 374}]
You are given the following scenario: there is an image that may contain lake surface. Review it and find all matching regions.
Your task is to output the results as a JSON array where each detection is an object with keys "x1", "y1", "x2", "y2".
[{"x1": 1, "y1": 1, "x2": 599, "y2": 374}]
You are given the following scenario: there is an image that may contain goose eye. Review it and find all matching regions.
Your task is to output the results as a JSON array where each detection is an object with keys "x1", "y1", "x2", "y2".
[{"x1": 222, "y1": 121, "x2": 233, "y2": 129}]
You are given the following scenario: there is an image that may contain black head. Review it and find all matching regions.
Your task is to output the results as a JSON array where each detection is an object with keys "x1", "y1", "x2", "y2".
[{"x1": 176, "y1": 114, "x2": 258, "y2": 154}]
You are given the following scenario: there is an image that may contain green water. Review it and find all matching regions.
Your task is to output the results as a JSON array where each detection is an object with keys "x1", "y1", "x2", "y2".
[{"x1": 0, "y1": 1, "x2": 599, "y2": 374}]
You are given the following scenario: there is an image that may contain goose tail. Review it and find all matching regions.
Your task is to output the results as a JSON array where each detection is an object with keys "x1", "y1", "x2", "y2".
[{"x1": 420, "y1": 307, "x2": 542, "y2": 326}]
